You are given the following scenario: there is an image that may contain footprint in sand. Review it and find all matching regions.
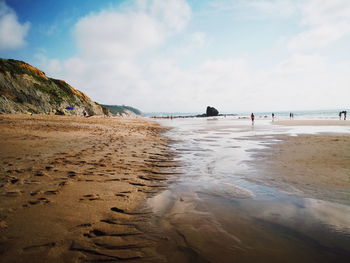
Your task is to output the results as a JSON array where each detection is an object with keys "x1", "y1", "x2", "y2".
[
  {"x1": 67, "y1": 171, "x2": 77, "y2": 177},
  {"x1": 44, "y1": 190, "x2": 59, "y2": 195},
  {"x1": 5, "y1": 176, "x2": 20, "y2": 184},
  {"x1": 4, "y1": 190, "x2": 22, "y2": 197},
  {"x1": 23, "y1": 242, "x2": 56, "y2": 251},
  {"x1": 79, "y1": 194, "x2": 100, "y2": 201},
  {"x1": 26, "y1": 197, "x2": 50, "y2": 206},
  {"x1": 45, "y1": 166, "x2": 54, "y2": 171},
  {"x1": 34, "y1": 171, "x2": 46, "y2": 177},
  {"x1": 115, "y1": 193, "x2": 128, "y2": 198}
]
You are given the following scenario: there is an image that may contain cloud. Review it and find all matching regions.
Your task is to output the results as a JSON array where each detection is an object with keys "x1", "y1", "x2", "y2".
[
  {"x1": 36, "y1": 0, "x2": 192, "y2": 106},
  {"x1": 208, "y1": 0, "x2": 298, "y2": 19},
  {"x1": 0, "y1": 1, "x2": 30, "y2": 50},
  {"x1": 36, "y1": 0, "x2": 350, "y2": 112},
  {"x1": 145, "y1": 0, "x2": 191, "y2": 33},
  {"x1": 73, "y1": 0, "x2": 191, "y2": 59},
  {"x1": 74, "y1": 11, "x2": 162, "y2": 59},
  {"x1": 287, "y1": 0, "x2": 350, "y2": 51},
  {"x1": 246, "y1": 0, "x2": 298, "y2": 18},
  {"x1": 300, "y1": 0, "x2": 350, "y2": 26}
]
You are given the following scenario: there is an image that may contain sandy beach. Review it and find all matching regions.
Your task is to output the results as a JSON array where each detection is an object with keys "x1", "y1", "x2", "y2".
[
  {"x1": 1, "y1": 116, "x2": 350, "y2": 263},
  {"x1": 0, "y1": 114, "x2": 178, "y2": 262}
]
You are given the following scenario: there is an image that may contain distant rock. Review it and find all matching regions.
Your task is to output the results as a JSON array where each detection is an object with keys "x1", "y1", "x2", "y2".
[
  {"x1": 0, "y1": 58, "x2": 104, "y2": 115},
  {"x1": 206, "y1": 106, "x2": 219, "y2": 117}
]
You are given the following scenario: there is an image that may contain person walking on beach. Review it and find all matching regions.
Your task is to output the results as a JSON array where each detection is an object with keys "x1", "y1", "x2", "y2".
[
  {"x1": 251, "y1": 113, "x2": 255, "y2": 125},
  {"x1": 272, "y1": 113, "x2": 275, "y2": 122},
  {"x1": 339, "y1": 111, "x2": 342, "y2": 120},
  {"x1": 344, "y1": 111, "x2": 347, "y2": 120}
]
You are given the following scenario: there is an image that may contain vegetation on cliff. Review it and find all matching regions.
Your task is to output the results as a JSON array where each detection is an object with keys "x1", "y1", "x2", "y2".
[
  {"x1": 100, "y1": 104, "x2": 142, "y2": 116},
  {"x1": 0, "y1": 58, "x2": 104, "y2": 115}
]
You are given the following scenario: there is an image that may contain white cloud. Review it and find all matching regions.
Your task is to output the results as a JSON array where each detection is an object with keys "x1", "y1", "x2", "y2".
[
  {"x1": 74, "y1": 11, "x2": 162, "y2": 59},
  {"x1": 147, "y1": 0, "x2": 191, "y2": 33},
  {"x1": 73, "y1": 0, "x2": 191, "y2": 60},
  {"x1": 190, "y1": 32, "x2": 207, "y2": 48},
  {"x1": 36, "y1": 0, "x2": 192, "y2": 106},
  {"x1": 208, "y1": 0, "x2": 298, "y2": 19},
  {"x1": 36, "y1": 0, "x2": 350, "y2": 112},
  {"x1": 246, "y1": 0, "x2": 297, "y2": 18},
  {"x1": 300, "y1": 0, "x2": 350, "y2": 26},
  {"x1": 0, "y1": 1, "x2": 30, "y2": 50},
  {"x1": 288, "y1": 0, "x2": 350, "y2": 51},
  {"x1": 287, "y1": 23, "x2": 350, "y2": 51}
]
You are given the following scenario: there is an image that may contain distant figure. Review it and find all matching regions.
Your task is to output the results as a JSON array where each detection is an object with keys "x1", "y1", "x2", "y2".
[
  {"x1": 344, "y1": 111, "x2": 347, "y2": 120},
  {"x1": 272, "y1": 113, "x2": 275, "y2": 122},
  {"x1": 339, "y1": 111, "x2": 342, "y2": 120},
  {"x1": 251, "y1": 113, "x2": 255, "y2": 125}
]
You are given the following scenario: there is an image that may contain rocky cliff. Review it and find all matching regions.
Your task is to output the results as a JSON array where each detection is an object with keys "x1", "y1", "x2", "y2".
[
  {"x1": 100, "y1": 104, "x2": 142, "y2": 116},
  {"x1": 0, "y1": 58, "x2": 104, "y2": 115}
]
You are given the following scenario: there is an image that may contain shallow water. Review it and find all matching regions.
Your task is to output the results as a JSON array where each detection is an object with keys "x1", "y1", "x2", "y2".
[{"x1": 147, "y1": 117, "x2": 350, "y2": 263}]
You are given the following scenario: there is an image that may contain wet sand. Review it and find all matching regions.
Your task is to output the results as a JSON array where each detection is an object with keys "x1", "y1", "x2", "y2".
[
  {"x1": 146, "y1": 117, "x2": 350, "y2": 263},
  {"x1": 274, "y1": 120, "x2": 350, "y2": 126},
  {"x1": 0, "y1": 114, "x2": 177, "y2": 263},
  {"x1": 251, "y1": 133, "x2": 350, "y2": 204}
]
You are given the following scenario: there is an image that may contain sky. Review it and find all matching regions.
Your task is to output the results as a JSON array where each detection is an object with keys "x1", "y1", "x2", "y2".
[{"x1": 1, "y1": 0, "x2": 349, "y2": 113}]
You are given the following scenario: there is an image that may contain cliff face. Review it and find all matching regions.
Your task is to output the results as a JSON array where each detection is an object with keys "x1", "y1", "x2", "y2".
[
  {"x1": 100, "y1": 104, "x2": 142, "y2": 116},
  {"x1": 0, "y1": 59, "x2": 104, "y2": 115}
]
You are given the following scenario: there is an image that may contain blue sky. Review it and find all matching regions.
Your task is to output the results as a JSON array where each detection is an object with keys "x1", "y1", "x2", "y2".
[{"x1": 1, "y1": 0, "x2": 350, "y2": 112}]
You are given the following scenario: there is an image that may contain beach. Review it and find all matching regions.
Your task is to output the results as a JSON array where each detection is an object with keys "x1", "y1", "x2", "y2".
[
  {"x1": 0, "y1": 114, "x2": 177, "y2": 262},
  {"x1": 147, "y1": 117, "x2": 350, "y2": 263},
  {"x1": 1, "y1": 115, "x2": 350, "y2": 262},
  {"x1": 251, "y1": 132, "x2": 350, "y2": 204}
]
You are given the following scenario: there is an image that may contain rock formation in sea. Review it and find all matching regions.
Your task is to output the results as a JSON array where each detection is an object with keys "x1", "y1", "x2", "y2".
[{"x1": 206, "y1": 106, "x2": 219, "y2": 116}]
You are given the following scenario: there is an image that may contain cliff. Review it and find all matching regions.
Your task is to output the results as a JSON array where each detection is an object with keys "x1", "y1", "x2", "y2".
[
  {"x1": 0, "y1": 58, "x2": 104, "y2": 115},
  {"x1": 100, "y1": 104, "x2": 142, "y2": 116}
]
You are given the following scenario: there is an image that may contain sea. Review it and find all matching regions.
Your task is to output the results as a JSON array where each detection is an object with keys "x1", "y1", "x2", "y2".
[{"x1": 144, "y1": 109, "x2": 348, "y2": 119}]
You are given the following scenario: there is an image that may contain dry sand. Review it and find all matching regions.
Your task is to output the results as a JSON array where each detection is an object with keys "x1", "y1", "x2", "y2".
[
  {"x1": 0, "y1": 114, "x2": 179, "y2": 263},
  {"x1": 251, "y1": 128, "x2": 350, "y2": 204}
]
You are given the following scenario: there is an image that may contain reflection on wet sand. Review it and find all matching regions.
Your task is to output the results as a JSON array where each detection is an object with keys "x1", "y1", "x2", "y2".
[{"x1": 147, "y1": 117, "x2": 350, "y2": 262}]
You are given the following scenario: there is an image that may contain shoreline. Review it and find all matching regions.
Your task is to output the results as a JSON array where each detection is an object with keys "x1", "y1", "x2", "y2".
[
  {"x1": 144, "y1": 117, "x2": 350, "y2": 263},
  {"x1": 0, "y1": 114, "x2": 177, "y2": 262},
  {"x1": 1, "y1": 115, "x2": 350, "y2": 262}
]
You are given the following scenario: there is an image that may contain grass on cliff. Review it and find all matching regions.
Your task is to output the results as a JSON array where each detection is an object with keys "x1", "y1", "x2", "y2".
[
  {"x1": 100, "y1": 104, "x2": 142, "y2": 115},
  {"x1": 0, "y1": 59, "x2": 43, "y2": 82},
  {"x1": 0, "y1": 59, "x2": 77, "y2": 105}
]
